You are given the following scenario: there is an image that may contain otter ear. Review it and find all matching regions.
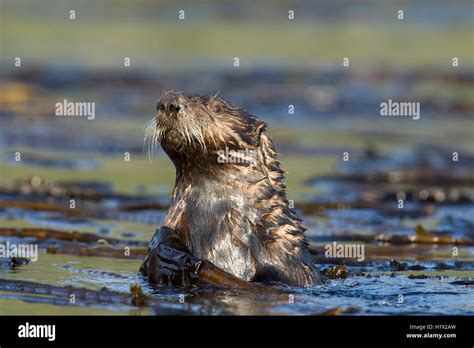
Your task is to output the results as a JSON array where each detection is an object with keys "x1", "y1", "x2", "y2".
[{"x1": 246, "y1": 119, "x2": 267, "y2": 147}]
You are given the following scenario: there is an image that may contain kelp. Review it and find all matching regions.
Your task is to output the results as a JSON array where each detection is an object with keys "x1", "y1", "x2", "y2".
[
  {"x1": 46, "y1": 246, "x2": 148, "y2": 259},
  {"x1": 0, "y1": 228, "x2": 148, "y2": 247},
  {"x1": 0, "y1": 278, "x2": 194, "y2": 314}
]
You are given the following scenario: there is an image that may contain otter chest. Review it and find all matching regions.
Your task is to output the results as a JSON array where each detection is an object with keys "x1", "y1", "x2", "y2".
[{"x1": 181, "y1": 181, "x2": 258, "y2": 281}]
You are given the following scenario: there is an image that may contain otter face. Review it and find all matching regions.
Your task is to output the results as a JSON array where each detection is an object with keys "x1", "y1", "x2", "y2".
[
  {"x1": 152, "y1": 91, "x2": 217, "y2": 152},
  {"x1": 145, "y1": 91, "x2": 266, "y2": 164}
]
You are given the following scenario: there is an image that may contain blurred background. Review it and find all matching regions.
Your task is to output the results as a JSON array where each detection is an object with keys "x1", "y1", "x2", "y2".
[
  {"x1": 0, "y1": 0, "x2": 473, "y2": 315},
  {"x1": 1, "y1": 0, "x2": 473, "y2": 197}
]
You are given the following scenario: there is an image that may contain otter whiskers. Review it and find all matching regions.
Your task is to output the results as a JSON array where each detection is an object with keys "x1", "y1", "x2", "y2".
[{"x1": 144, "y1": 118, "x2": 158, "y2": 162}]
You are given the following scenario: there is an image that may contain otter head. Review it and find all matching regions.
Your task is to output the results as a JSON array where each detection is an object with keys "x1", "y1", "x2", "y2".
[{"x1": 145, "y1": 91, "x2": 267, "y2": 173}]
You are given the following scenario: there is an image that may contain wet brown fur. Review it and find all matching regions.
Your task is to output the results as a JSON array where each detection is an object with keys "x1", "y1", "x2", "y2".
[{"x1": 144, "y1": 91, "x2": 321, "y2": 286}]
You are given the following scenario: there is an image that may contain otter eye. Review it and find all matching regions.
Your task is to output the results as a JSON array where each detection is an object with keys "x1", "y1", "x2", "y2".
[
  {"x1": 212, "y1": 103, "x2": 223, "y2": 113},
  {"x1": 157, "y1": 103, "x2": 165, "y2": 112}
]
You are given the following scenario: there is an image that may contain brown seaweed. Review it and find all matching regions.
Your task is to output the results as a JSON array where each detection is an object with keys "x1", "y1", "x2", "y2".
[
  {"x1": 0, "y1": 278, "x2": 198, "y2": 314},
  {"x1": 46, "y1": 246, "x2": 148, "y2": 259},
  {"x1": 0, "y1": 228, "x2": 147, "y2": 246},
  {"x1": 323, "y1": 265, "x2": 349, "y2": 279}
]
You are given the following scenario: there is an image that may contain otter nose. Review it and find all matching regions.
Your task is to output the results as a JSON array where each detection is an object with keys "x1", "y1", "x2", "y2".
[
  {"x1": 157, "y1": 98, "x2": 181, "y2": 117},
  {"x1": 168, "y1": 101, "x2": 181, "y2": 115}
]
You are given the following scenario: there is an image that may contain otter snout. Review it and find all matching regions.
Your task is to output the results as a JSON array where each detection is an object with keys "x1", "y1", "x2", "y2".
[{"x1": 157, "y1": 92, "x2": 182, "y2": 117}]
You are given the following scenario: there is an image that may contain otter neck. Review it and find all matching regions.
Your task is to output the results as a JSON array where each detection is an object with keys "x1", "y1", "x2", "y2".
[{"x1": 163, "y1": 163, "x2": 277, "y2": 259}]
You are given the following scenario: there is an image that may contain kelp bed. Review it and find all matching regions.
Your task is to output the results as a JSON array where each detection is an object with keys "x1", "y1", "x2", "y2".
[
  {"x1": 1, "y1": 143, "x2": 473, "y2": 315},
  {"x1": 1, "y1": 40, "x2": 473, "y2": 314}
]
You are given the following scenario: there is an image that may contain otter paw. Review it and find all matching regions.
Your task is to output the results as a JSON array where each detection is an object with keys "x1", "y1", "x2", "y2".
[{"x1": 139, "y1": 227, "x2": 204, "y2": 286}]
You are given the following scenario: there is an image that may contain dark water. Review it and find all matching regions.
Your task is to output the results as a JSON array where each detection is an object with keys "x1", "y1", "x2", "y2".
[
  {"x1": 1, "y1": 139, "x2": 473, "y2": 315},
  {"x1": 0, "y1": 21, "x2": 473, "y2": 315}
]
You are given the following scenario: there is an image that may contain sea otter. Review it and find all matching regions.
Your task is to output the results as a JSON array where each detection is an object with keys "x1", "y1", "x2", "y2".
[{"x1": 140, "y1": 91, "x2": 321, "y2": 287}]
